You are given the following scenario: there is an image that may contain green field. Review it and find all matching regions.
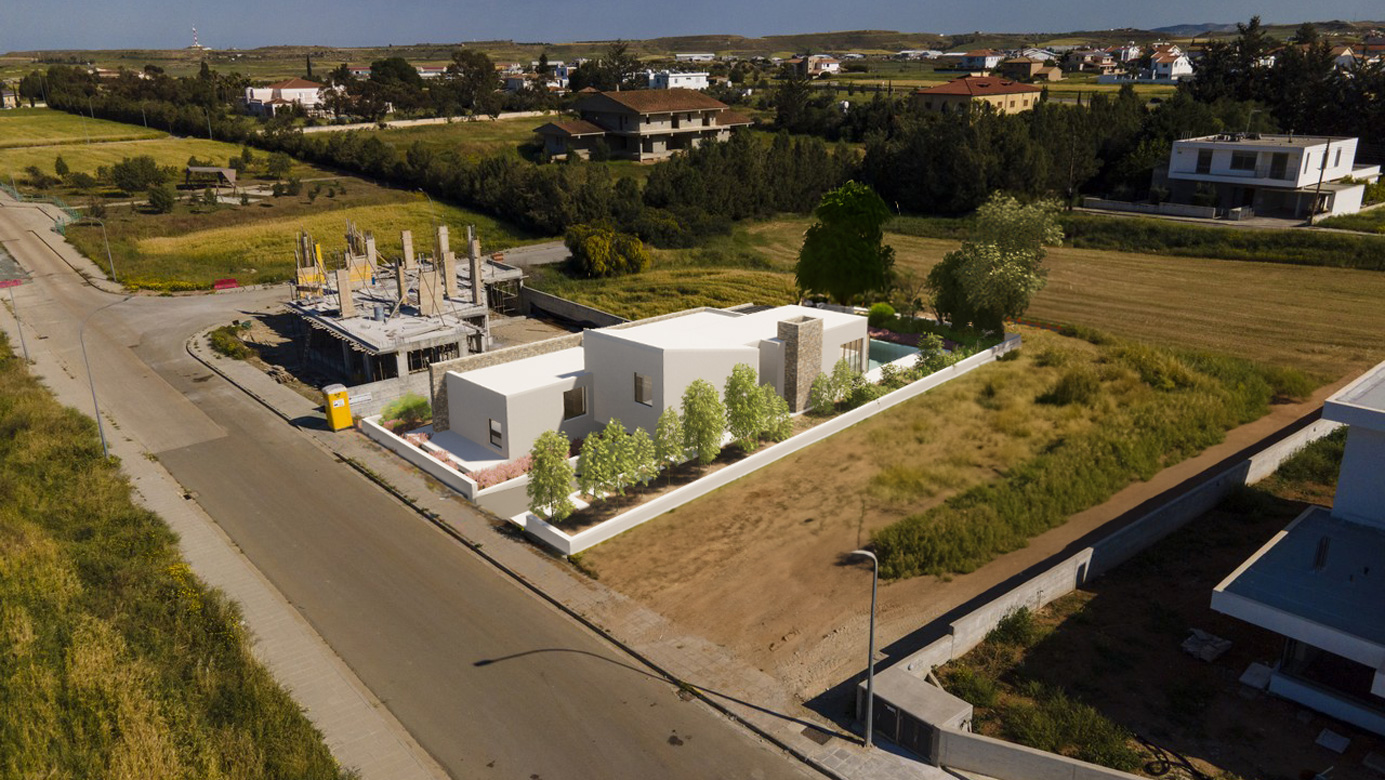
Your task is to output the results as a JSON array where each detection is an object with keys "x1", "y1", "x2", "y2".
[
  {"x1": 532, "y1": 215, "x2": 1385, "y2": 377},
  {"x1": 0, "y1": 335, "x2": 349, "y2": 779},
  {"x1": 0, "y1": 134, "x2": 311, "y2": 186},
  {"x1": 1318, "y1": 207, "x2": 1385, "y2": 235},
  {"x1": 0, "y1": 107, "x2": 165, "y2": 148},
  {"x1": 366, "y1": 115, "x2": 552, "y2": 158},
  {"x1": 68, "y1": 184, "x2": 539, "y2": 288}
]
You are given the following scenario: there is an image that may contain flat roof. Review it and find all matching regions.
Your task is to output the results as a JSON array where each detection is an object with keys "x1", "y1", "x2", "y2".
[
  {"x1": 457, "y1": 346, "x2": 587, "y2": 395},
  {"x1": 1215, "y1": 506, "x2": 1385, "y2": 648},
  {"x1": 600, "y1": 304, "x2": 863, "y2": 351},
  {"x1": 1177, "y1": 133, "x2": 1354, "y2": 149},
  {"x1": 1324, "y1": 359, "x2": 1385, "y2": 432}
]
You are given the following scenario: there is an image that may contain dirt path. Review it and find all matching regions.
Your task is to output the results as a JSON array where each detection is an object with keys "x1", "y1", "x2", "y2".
[{"x1": 583, "y1": 370, "x2": 1352, "y2": 702}]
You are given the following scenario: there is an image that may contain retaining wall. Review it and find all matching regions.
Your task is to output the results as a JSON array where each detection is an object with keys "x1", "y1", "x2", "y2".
[
  {"x1": 526, "y1": 333, "x2": 1022, "y2": 555},
  {"x1": 1081, "y1": 197, "x2": 1218, "y2": 219},
  {"x1": 937, "y1": 730, "x2": 1140, "y2": 780},
  {"x1": 520, "y1": 287, "x2": 626, "y2": 327}
]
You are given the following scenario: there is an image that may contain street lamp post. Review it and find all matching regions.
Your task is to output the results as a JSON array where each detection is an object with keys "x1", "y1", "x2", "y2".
[
  {"x1": 79, "y1": 295, "x2": 130, "y2": 459},
  {"x1": 418, "y1": 188, "x2": 439, "y2": 230},
  {"x1": 851, "y1": 548, "x2": 879, "y2": 749},
  {"x1": 82, "y1": 217, "x2": 118, "y2": 283}
]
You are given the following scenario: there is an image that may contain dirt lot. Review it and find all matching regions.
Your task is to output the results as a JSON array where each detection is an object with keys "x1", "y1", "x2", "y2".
[
  {"x1": 943, "y1": 458, "x2": 1383, "y2": 779},
  {"x1": 580, "y1": 329, "x2": 1347, "y2": 703}
]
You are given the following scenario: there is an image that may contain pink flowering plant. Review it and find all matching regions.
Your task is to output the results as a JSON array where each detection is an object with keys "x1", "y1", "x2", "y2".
[{"x1": 472, "y1": 455, "x2": 534, "y2": 489}]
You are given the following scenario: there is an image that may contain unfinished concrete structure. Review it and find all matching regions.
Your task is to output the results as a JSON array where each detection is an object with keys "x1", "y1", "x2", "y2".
[{"x1": 285, "y1": 221, "x2": 523, "y2": 415}]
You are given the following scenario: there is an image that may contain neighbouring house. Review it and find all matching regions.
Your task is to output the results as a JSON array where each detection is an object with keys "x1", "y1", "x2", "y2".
[
  {"x1": 1156, "y1": 133, "x2": 1381, "y2": 219},
  {"x1": 646, "y1": 70, "x2": 710, "y2": 90},
  {"x1": 347, "y1": 66, "x2": 372, "y2": 79},
  {"x1": 912, "y1": 76, "x2": 1043, "y2": 116},
  {"x1": 0, "y1": 89, "x2": 19, "y2": 109},
  {"x1": 1212, "y1": 360, "x2": 1385, "y2": 737},
  {"x1": 1150, "y1": 51, "x2": 1194, "y2": 80},
  {"x1": 1016, "y1": 47, "x2": 1058, "y2": 62},
  {"x1": 959, "y1": 49, "x2": 1004, "y2": 71},
  {"x1": 796, "y1": 54, "x2": 841, "y2": 77},
  {"x1": 533, "y1": 88, "x2": 752, "y2": 161},
  {"x1": 244, "y1": 77, "x2": 326, "y2": 116},
  {"x1": 1329, "y1": 45, "x2": 1359, "y2": 69},
  {"x1": 1111, "y1": 43, "x2": 1142, "y2": 62},
  {"x1": 437, "y1": 305, "x2": 868, "y2": 461},
  {"x1": 675, "y1": 52, "x2": 716, "y2": 62},
  {"x1": 1062, "y1": 49, "x2": 1117, "y2": 74},
  {"x1": 998, "y1": 57, "x2": 1062, "y2": 82}
]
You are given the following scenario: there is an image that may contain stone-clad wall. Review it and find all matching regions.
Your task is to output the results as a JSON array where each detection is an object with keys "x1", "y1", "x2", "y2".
[{"x1": 778, "y1": 316, "x2": 822, "y2": 412}]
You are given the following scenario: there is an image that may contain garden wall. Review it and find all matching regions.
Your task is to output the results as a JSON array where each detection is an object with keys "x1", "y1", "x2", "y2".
[
  {"x1": 520, "y1": 287, "x2": 626, "y2": 327},
  {"x1": 936, "y1": 730, "x2": 1140, "y2": 780},
  {"x1": 1081, "y1": 197, "x2": 1217, "y2": 220},
  {"x1": 360, "y1": 417, "x2": 480, "y2": 498},
  {"x1": 525, "y1": 333, "x2": 1023, "y2": 555},
  {"x1": 867, "y1": 415, "x2": 1342, "y2": 772}
]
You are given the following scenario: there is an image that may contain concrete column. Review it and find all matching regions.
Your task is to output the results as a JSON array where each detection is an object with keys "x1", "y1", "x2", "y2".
[
  {"x1": 441, "y1": 253, "x2": 458, "y2": 299},
  {"x1": 364, "y1": 234, "x2": 378, "y2": 277},
  {"x1": 778, "y1": 315, "x2": 823, "y2": 412},
  {"x1": 394, "y1": 350, "x2": 408, "y2": 378},
  {"x1": 401, "y1": 230, "x2": 415, "y2": 269},
  {"x1": 435, "y1": 224, "x2": 449, "y2": 261},
  {"x1": 335, "y1": 268, "x2": 356, "y2": 317}
]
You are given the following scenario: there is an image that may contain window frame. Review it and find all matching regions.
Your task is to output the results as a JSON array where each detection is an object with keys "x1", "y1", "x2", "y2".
[
  {"x1": 1229, "y1": 150, "x2": 1257, "y2": 172},
  {"x1": 634, "y1": 373, "x2": 653, "y2": 407},
  {"x1": 1196, "y1": 149, "x2": 1213, "y2": 174},
  {"x1": 489, "y1": 419, "x2": 503, "y2": 448},
  {"x1": 562, "y1": 386, "x2": 588, "y2": 421}
]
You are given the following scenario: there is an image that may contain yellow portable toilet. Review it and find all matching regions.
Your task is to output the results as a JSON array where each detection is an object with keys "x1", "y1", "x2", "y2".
[{"x1": 323, "y1": 384, "x2": 354, "y2": 431}]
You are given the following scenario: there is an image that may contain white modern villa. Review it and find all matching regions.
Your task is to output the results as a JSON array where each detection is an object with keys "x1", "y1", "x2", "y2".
[
  {"x1": 1212, "y1": 360, "x2": 1385, "y2": 736},
  {"x1": 1158, "y1": 133, "x2": 1380, "y2": 219},
  {"x1": 438, "y1": 305, "x2": 867, "y2": 461}
]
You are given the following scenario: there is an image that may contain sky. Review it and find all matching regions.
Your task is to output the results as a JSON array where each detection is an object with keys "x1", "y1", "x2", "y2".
[{"x1": 4, "y1": 0, "x2": 1382, "y2": 52}]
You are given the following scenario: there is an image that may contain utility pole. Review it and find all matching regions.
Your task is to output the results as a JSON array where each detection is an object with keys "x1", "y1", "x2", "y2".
[{"x1": 1310, "y1": 138, "x2": 1331, "y2": 224}]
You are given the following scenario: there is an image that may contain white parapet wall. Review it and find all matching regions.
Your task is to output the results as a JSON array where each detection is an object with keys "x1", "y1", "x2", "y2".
[
  {"x1": 525, "y1": 333, "x2": 1022, "y2": 555},
  {"x1": 360, "y1": 417, "x2": 481, "y2": 498}
]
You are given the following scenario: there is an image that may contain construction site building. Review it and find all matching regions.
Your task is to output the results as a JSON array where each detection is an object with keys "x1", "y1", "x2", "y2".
[{"x1": 284, "y1": 222, "x2": 523, "y2": 416}]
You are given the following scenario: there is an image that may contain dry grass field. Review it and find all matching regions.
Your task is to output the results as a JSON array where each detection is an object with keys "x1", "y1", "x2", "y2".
[
  {"x1": 0, "y1": 107, "x2": 165, "y2": 148},
  {"x1": 365, "y1": 116, "x2": 549, "y2": 158}
]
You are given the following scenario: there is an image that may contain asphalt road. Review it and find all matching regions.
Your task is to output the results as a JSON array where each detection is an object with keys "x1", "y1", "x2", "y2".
[{"x1": 0, "y1": 203, "x2": 813, "y2": 780}]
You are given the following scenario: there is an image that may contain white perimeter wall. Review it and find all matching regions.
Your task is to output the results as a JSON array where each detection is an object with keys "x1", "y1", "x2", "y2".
[{"x1": 526, "y1": 334, "x2": 1022, "y2": 555}]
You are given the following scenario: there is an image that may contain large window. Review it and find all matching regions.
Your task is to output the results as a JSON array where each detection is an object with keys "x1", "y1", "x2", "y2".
[
  {"x1": 1230, "y1": 151, "x2": 1257, "y2": 171},
  {"x1": 563, "y1": 387, "x2": 587, "y2": 420},
  {"x1": 489, "y1": 419, "x2": 503, "y2": 448},
  {"x1": 634, "y1": 373, "x2": 653, "y2": 407},
  {"x1": 841, "y1": 338, "x2": 864, "y2": 373},
  {"x1": 1196, "y1": 149, "x2": 1212, "y2": 174},
  {"x1": 1269, "y1": 152, "x2": 1289, "y2": 180}
]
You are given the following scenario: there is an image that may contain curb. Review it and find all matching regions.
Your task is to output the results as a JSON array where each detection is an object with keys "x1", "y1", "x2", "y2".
[{"x1": 186, "y1": 331, "x2": 845, "y2": 780}]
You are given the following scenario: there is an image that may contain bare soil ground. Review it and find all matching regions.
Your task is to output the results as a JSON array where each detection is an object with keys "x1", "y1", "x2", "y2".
[
  {"x1": 949, "y1": 482, "x2": 1383, "y2": 779},
  {"x1": 581, "y1": 329, "x2": 1347, "y2": 703}
]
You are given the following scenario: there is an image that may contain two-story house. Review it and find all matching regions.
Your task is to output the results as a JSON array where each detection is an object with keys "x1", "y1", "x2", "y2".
[
  {"x1": 1150, "y1": 51, "x2": 1194, "y2": 80},
  {"x1": 244, "y1": 77, "x2": 326, "y2": 116},
  {"x1": 1158, "y1": 133, "x2": 1381, "y2": 219},
  {"x1": 646, "y1": 70, "x2": 710, "y2": 90},
  {"x1": 959, "y1": 50, "x2": 1005, "y2": 71},
  {"x1": 534, "y1": 89, "x2": 752, "y2": 161},
  {"x1": 912, "y1": 76, "x2": 1043, "y2": 116}
]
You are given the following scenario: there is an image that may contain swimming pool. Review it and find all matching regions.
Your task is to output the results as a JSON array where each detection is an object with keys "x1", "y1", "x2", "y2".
[{"x1": 867, "y1": 338, "x2": 918, "y2": 372}]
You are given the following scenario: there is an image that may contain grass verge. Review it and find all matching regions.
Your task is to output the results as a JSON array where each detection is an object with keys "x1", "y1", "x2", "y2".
[{"x1": 0, "y1": 333, "x2": 350, "y2": 778}]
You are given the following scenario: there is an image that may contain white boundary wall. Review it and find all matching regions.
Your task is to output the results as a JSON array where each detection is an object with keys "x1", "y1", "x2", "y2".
[
  {"x1": 526, "y1": 334, "x2": 1022, "y2": 555},
  {"x1": 361, "y1": 417, "x2": 481, "y2": 498}
]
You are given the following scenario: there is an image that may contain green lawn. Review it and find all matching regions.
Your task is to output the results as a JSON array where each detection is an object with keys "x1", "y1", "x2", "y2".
[
  {"x1": 0, "y1": 107, "x2": 166, "y2": 148},
  {"x1": 1318, "y1": 206, "x2": 1385, "y2": 235},
  {"x1": 0, "y1": 134, "x2": 313, "y2": 187}
]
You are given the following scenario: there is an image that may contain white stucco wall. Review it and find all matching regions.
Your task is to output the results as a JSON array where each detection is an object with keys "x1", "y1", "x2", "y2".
[
  {"x1": 820, "y1": 317, "x2": 870, "y2": 371},
  {"x1": 446, "y1": 372, "x2": 512, "y2": 458},
  {"x1": 584, "y1": 331, "x2": 665, "y2": 433},
  {"x1": 1333, "y1": 426, "x2": 1385, "y2": 529},
  {"x1": 661, "y1": 345, "x2": 760, "y2": 424}
]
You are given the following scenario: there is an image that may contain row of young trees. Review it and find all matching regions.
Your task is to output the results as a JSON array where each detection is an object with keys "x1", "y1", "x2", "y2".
[{"x1": 525, "y1": 367, "x2": 794, "y2": 522}]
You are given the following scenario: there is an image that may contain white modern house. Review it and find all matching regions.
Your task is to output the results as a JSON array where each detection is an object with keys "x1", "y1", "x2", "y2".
[
  {"x1": 1150, "y1": 51, "x2": 1194, "y2": 80},
  {"x1": 960, "y1": 50, "x2": 1005, "y2": 71},
  {"x1": 646, "y1": 70, "x2": 710, "y2": 90},
  {"x1": 439, "y1": 305, "x2": 867, "y2": 461},
  {"x1": 674, "y1": 52, "x2": 716, "y2": 62},
  {"x1": 1159, "y1": 133, "x2": 1381, "y2": 218},
  {"x1": 1212, "y1": 361, "x2": 1385, "y2": 736},
  {"x1": 244, "y1": 77, "x2": 326, "y2": 116}
]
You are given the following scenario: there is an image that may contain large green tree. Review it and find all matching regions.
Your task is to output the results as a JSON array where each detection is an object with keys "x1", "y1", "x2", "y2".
[
  {"x1": 795, "y1": 181, "x2": 895, "y2": 304},
  {"x1": 723, "y1": 363, "x2": 766, "y2": 451},
  {"x1": 927, "y1": 194, "x2": 1063, "y2": 334},
  {"x1": 444, "y1": 49, "x2": 501, "y2": 118}
]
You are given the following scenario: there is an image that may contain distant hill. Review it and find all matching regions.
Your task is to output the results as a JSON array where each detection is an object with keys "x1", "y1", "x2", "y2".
[{"x1": 1149, "y1": 22, "x2": 1239, "y2": 37}]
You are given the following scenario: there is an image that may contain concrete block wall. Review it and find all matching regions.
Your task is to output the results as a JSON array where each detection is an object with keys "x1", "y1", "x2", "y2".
[{"x1": 936, "y1": 730, "x2": 1141, "y2": 780}]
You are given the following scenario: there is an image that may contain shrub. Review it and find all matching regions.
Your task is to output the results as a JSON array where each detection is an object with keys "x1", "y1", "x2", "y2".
[
  {"x1": 473, "y1": 454, "x2": 533, "y2": 489},
  {"x1": 380, "y1": 393, "x2": 430, "y2": 430},
  {"x1": 146, "y1": 184, "x2": 175, "y2": 213},
  {"x1": 208, "y1": 326, "x2": 252, "y2": 359},
  {"x1": 1041, "y1": 367, "x2": 1100, "y2": 406},
  {"x1": 762, "y1": 385, "x2": 793, "y2": 441},
  {"x1": 1033, "y1": 347, "x2": 1069, "y2": 368},
  {"x1": 942, "y1": 665, "x2": 998, "y2": 708},
  {"x1": 847, "y1": 381, "x2": 887, "y2": 409},
  {"x1": 995, "y1": 348, "x2": 1021, "y2": 362},
  {"x1": 565, "y1": 223, "x2": 651, "y2": 278},
  {"x1": 1000, "y1": 683, "x2": 1142, "y2": 771},
  {"x1": 867, "y1": 302, "x2": 895, "y2": 328},
  {"x1": 987, "y1": 607, "x2": 1041, "y2": 647},
  {"x1": 807, "y1": 373, "x2": 836, "y2": 416}
]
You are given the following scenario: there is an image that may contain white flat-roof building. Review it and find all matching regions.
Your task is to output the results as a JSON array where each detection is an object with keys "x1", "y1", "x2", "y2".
[
  {"x1": 1212, "y1": 361, "x2": 1385, "y2": 736},
  {"x1": 647, "y1": 70, "x2": 710, "y2": 90},
  {"x1": 440, "y1": 305, "x2": 867, "y2": 460},
  {"x1": 1159, "y1": 134, "x2": 1381, "y2": 219}
]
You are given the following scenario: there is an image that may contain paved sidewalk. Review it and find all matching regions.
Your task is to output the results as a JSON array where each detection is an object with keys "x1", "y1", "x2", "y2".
[{"x1": 189, "y1": 334, "x2": 956, "y2": 780}]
